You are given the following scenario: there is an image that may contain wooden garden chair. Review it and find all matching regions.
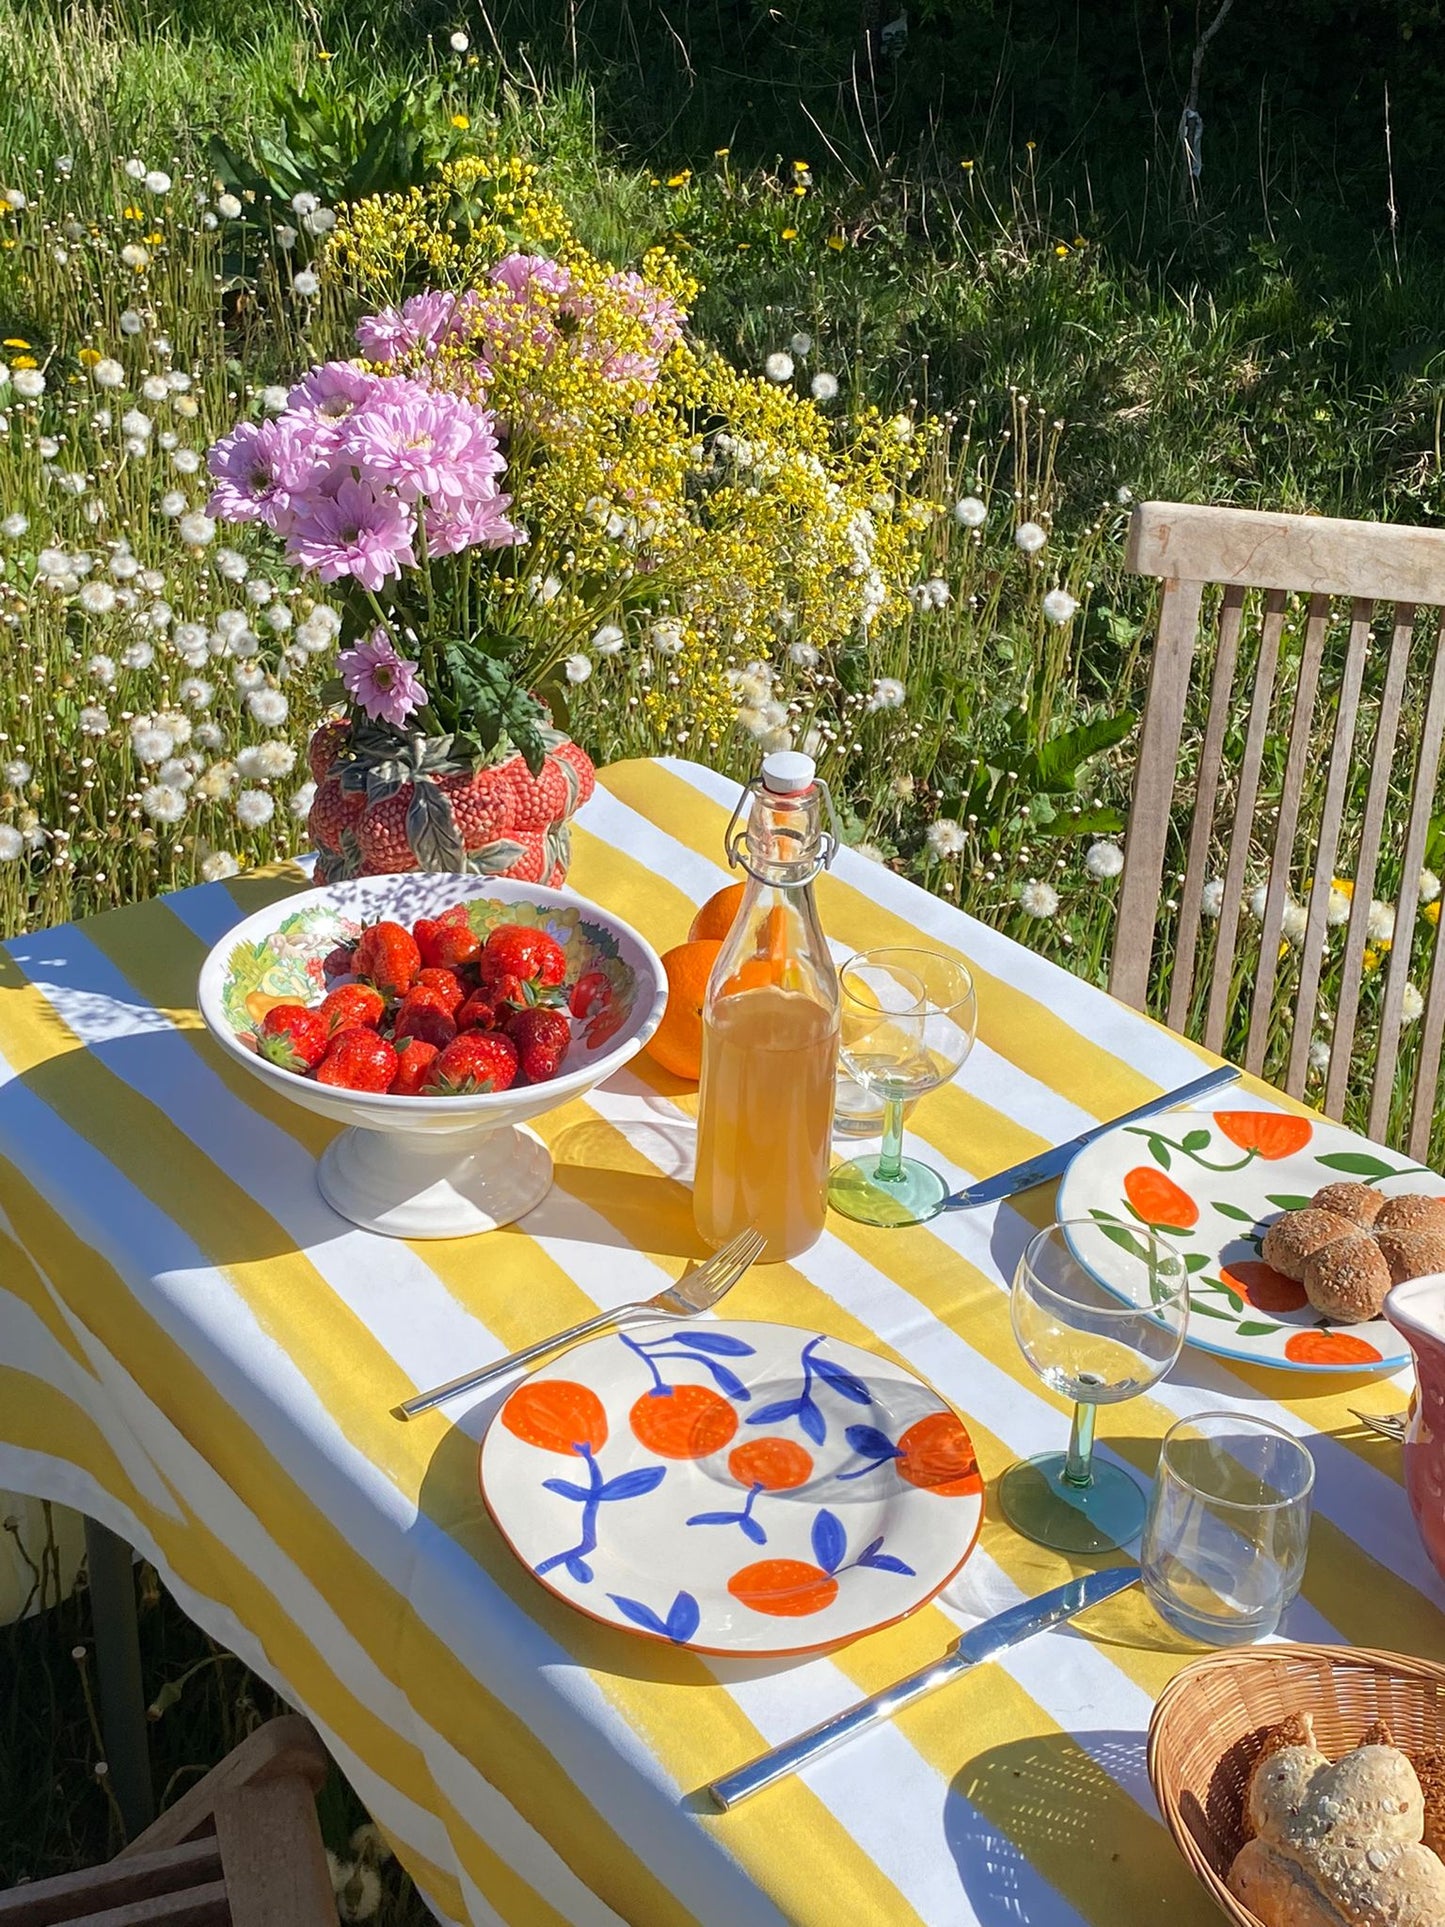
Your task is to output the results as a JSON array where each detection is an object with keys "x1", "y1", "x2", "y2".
[
  {"x1": 1111, "y1": 500, "x2": 1445, "y2": 1157},
  {"x1": 0, "y1": 1715, "x2": 336, "y2": 1926}
]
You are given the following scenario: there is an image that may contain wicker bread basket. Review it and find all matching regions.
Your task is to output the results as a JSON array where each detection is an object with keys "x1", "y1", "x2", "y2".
[{"x1": 1148, "y1": 1644, "x2": 1445, "y2": 1924}]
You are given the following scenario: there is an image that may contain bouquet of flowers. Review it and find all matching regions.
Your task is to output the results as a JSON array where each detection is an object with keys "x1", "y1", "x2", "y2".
[{"x1": 207, "y1": 160, "x2": 928, "y2": 879}]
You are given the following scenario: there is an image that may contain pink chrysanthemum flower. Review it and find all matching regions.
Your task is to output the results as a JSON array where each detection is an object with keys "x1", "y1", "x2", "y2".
[
  {"x1": 206, "y1": 416, "x2": 331, "y2": 531},
  {"x1": 286, "y1": 360, "x2": 386, "y2": 421},
  {"x1": 425, "y1": 493, "x2": 524, "y2": 558},
  {"x1": 355, "y1": 291, "x2": 480, "y2": 363},
  {"x1": 286, "y1": 477, "x2": 416, "y2": 591},
  {"x1": 345, "y1": 390, "x2": 507, "y2": 505},
  {"x1": 338, "y1": 627, "x2": 427, "y2": 727},
  {"x1": 489, "y1": 253, "x2": 574, "y2": 300}
]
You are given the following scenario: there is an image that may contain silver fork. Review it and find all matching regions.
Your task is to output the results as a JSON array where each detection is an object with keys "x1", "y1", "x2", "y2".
[
  {"x1": 394, "y1": 1226, "x2": 767, "y2": 1420},
  {"x1": 1350, "y1": 1407, "x2": 1410, "y2": 1444}
]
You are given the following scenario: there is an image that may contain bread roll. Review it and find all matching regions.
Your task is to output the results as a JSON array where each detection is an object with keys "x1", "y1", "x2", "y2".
[
  {"x1": 1261, "y1": 1208, "x2": 1355, "y2": 1283},
  {"x1": 1303, "y1": 1231, "x2": 1392, "y2": 1322}
]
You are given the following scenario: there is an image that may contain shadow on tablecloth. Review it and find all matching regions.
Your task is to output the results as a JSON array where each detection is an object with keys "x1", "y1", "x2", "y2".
[{"x1": 948, "y1": 1729, "x2": 1217, "y2": 1924}]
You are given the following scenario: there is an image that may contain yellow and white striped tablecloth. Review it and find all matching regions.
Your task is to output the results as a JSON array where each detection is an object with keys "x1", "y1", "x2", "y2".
[{"x1": 2, "y1": 756, "x2": 1441, "y2": 1927}]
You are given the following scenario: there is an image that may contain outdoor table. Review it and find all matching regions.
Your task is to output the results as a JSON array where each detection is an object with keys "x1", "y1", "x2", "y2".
[{"x1": 1, "y1": 754, "x2": 1441, "y2": 1927}]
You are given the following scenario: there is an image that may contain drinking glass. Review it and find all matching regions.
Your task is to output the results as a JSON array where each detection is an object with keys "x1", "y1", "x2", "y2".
[
  {"x1": 1000, "y1": 1219, "x2": 1190, "y2": 1554},
  {"x1": 826, "y1": 948, "x2": 977, "y2": 1228},
  {"x1": 1142, "y1": 1412, "x2": 1315, "y2": 1644}
]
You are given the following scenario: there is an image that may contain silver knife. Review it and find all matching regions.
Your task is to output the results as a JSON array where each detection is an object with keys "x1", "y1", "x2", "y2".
[
  {"x1": 707, "y1": 1564, "x2": 1140, "y2": 1809},
  {"x1": 942, "y1": 1064, "x2": 1240, "y2": 1211}
]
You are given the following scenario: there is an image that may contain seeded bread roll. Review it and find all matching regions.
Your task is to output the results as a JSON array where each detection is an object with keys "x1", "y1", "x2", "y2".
[
  {"x1": 1303, "y1": 1230, "x2": 1393, "y2": 1322},
  {"x1": 1228, "y1": 1735, "x2": 1445, "y2": 1927},
  {"x1": 1375, "y1": 1227, "x2": 1445, "y2": 1287},
  {"x1": 1310, "y1": 1181, "x2": 1385, "y2": 1228},
  {"x1": 1262, "y1": 1208, "x2": 1356, "y2": 1283},
  {"x1": 1413, "y1": 1746, "x2": 1445, "y2": 1861},
  {"x1": 1375, "y1": 1193, "x2": 1445, "y2": 1237}
]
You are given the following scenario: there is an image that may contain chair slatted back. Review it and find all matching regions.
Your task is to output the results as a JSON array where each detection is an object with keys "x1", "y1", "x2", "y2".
[{"x1": 1112, "y1": 502, "x2": 1445, "y2": 1160}]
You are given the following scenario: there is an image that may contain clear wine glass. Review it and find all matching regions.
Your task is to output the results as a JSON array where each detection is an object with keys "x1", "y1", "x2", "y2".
[
  {"x1": 826, "y1": 948, "x2": 977, "y2": 1228},
  {"x1": 999, "y1": 1218, "x2": 1190, "y2": 1554}
]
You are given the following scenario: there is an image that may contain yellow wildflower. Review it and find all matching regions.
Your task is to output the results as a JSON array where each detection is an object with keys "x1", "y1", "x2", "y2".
[
  {"x1": 826, "y1": 234, "x2": 845, "y2": 251},
  {"x1": 1363, "y1": 946, "x2": 1382, "y2": 974},
  {"x1": 9, "y1": 354, "x2": 37, "y2": 369},
  {"x1": 123, "y1": 206, "x2": 143, "y2": 220},
  {"x1": 78, "y1": 347, "x2": 100, "y2": 367},
  {"x1": 960, "y1": 159, "x2": 974, "y2": 170},
  {"x1": 714, "y1": 147, "x2": 730, "y2": 158},
  {"x1": 2, "y1": 337, "x2": 29, "y2": 349},
  {"x1": 666, "y1": 169, "x2": 691, "y2": 188},
  {"x1": 451, "y1": 113, "x2": 470, "y2": 129},
  {"x1": 1054, "y1": 244, "x2": 1069, "y2": 256},
  {"x1": 781, "y1": 227, "x2": 798, "y2": 241},
  {"x1": 1426, "y1": 902, "x2": 1441, "y2": 927},
  {"x1": 792, "y1": 160, "x2": 810, "y2": 173}
]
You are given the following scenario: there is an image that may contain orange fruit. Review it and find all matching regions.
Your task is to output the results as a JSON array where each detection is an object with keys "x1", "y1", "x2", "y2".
[
  {"x1": 688, "y1": 883, "x2": 746, "y2": 943},
  {"x1": 728, "y1": 1558, "x2": 839, "y2": 1617},
  {"x1": 1214, "y1": 1111, "x2": 1314, "y2": 1160},
  {"x1": 629, "y1": 1384, "x2": 738, "y2": 1458},
  {"x1": 644, "y1": 939, "x2": 720, "y2": 1080}
]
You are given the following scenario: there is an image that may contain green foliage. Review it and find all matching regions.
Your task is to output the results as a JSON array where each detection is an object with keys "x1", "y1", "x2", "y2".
[{"x1": 210, "y1": 76, "x2": 471, "y2": 252}]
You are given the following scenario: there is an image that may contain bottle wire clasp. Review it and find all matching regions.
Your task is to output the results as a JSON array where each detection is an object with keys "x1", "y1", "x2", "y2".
[{"x1": 723, "y1": 774, "x2": 840, "y2": 885}]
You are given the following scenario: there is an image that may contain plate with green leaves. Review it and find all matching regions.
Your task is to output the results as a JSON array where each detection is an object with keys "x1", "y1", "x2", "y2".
[{"x1": 1056, "y1": 1104, "x2": 1443, "y2": 1373}]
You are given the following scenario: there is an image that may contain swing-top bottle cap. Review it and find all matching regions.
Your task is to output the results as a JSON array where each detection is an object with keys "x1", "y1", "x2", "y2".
[{"x1": 760, "y1": 750, "x2": 816, "y2": 796}]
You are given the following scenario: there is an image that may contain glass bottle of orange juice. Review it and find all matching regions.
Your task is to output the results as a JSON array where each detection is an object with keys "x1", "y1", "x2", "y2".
[{"x1": 693, "y1": 752, "x2": 840, "y2": 1262}]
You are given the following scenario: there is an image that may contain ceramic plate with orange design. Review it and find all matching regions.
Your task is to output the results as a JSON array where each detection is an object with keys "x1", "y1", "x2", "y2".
[
  {"x1": 1057, "y1": 1103, "x2": 1445, "y2": 1374},
  {"x1": 479, "y1": 1319, "x2": 984, "y2": 1654}
]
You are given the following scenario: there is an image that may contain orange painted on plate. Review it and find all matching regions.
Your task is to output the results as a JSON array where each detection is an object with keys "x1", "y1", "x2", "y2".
[
  {"x1": 629, "y1": 1383, "x2": 739, "y2": 1458},
  {"x1": 1220, "y1": 1261, "x2": 1309, "y2": 1315},
  {"x1": 895, "y1": 1412, "x2": 983, "y2": 1496},
  {"x1": 1123, "y1": 1165, "x2": 1200, "y2": 1232},
  {"x1": 728, "y1": 1558, "x2": 839, "y2": 1617},
  {"x1": 727, "y1": 1436, "x2": 813, "y2": 1492},
  {"x1": 501, "y1": 1380, "x2": 608, "y2": 1455},
  {"x1": 1284, "y1": 1329, "x2": 1384, "y2": 1368},
  {"x1": 1213, "y1": 1111, "x2": 1314, "y2": 1160}
]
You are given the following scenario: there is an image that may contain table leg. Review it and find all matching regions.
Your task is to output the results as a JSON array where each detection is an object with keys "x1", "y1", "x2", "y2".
[{"x1": 82, "y1": 1515, "x2": 156, "y2": 1835}]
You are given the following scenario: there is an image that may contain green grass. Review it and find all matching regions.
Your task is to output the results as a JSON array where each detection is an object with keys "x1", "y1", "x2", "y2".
[{"x1": 3, "y1": 0, "x2": 1445, "y2": 1892}]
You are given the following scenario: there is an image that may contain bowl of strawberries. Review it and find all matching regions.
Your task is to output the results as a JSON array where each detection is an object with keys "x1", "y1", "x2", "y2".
[{"x1": 197, "y1": 874, "x2": 667, "y2": 1239}]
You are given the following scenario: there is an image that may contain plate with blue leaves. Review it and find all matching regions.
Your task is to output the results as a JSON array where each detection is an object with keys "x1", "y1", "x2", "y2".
[{"x1": 479, "y1": 1318, "x2": 984, "y2": 1656}]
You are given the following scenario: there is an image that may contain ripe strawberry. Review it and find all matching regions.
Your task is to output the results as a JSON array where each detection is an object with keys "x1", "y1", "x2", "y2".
[
  {"x1": 456, "y1": 989, "x2": 499, "y2": 1032},
  {"x1": 424, "y1": 1031, "x2": 519, "y2": 1095},
  {"x1": 484, "y1": 924, "x2": 567, "y2": 991},
  {"x1": 315, "y1": 1027, "x2": 399, "y2": 1092},
  {"x1": 353, "y1": 920, "x2": 421, "y2": 999},
  {"x1": 307, "y1": 719, "x2": 352, "y2": 785},
  {"x1": 413, "y1": 906, "x2": 474, "y2": 969},
  {"x1": 505, "y1": 1006, "x2": 572, "y2": 1084},
  {"x1": 569, "y1": 969, "x2": 612, "y2": 1020},
  {"x1": 416, "y1": 966, "x2": 465, "y2": 1013},
  {"x1": 318, "y1": 982, "x2": 385, "y2": 1035},
  {"x1": 256, "y1": 1003, "x2": 329, "y2": 1072},
  {"x1": 427, "y1": 922, "x2": 482, "y2": 971},
  {"x1": 474, "y1": 955, "x2": 526, "y2": 1011},
  {"x1": 322, "y1": 942, "x2": 357, "y2": 980},
  {"x1": 393, "y1": 986, "x2": 458, "y2": 1050},
  {"x1": 389, "y1": 1037, "x2": 441, "y2": 1096}
]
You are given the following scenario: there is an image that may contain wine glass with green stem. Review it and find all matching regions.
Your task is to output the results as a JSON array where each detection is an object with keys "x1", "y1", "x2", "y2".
[
  {"x1": 999, "y1": 1218, "x2": 1190, "y2": 1554},
  {"x1": 827, "y1": 948, "x2": 977, "y2": 1228}
]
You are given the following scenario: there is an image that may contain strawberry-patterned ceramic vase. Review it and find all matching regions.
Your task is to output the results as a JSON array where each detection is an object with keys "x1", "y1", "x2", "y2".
[{"x1": 306, "y1": 720, "x2": 596, "y2": 885}]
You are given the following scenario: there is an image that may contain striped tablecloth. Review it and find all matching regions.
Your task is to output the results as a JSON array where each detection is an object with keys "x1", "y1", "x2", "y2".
[{"x1": 2, "y1": 755, "x2": 1441, "y2": 1927}]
